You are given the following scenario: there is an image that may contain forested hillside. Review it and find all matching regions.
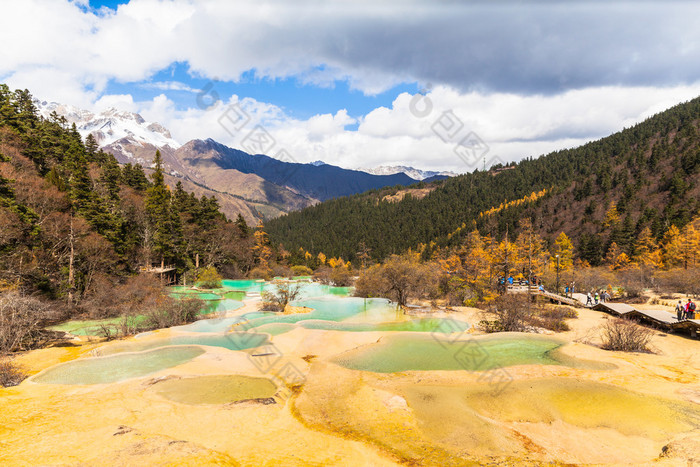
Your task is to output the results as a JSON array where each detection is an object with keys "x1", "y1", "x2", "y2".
[
  {"x1": 267, "y1": 97, "x2": 700, "y2": 265},
  {"x1": 0, "y1": 85, "x2": 256, "y2": 302}
]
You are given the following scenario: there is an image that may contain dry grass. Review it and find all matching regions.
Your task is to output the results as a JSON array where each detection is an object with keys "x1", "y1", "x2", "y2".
[
  {"x1": 601, "y1": 318, "x2": 654, "y2": 352},
  {"x1": 0, "y1": 357, "x2": 27, "y2": 387}
]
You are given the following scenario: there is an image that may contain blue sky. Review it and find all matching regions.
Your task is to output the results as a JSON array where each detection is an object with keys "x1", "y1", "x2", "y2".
[
  {"x1": 2, "y1": 0, "x2": 700, "y2": 172},
  {"x1": 105, "y1": 61, "x2": 419, "y2": 122}
]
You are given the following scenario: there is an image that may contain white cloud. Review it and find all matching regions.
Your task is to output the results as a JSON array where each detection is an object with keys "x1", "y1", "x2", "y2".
[
  {"x1": 3, "y1": 0, "x2": 700, "y2": 172},
  {"x1": 117, "y1": 82, "x2": 700, "y2": 173},
  {"x1": 3, "y1": 0, "x2": 700, "y2": 97},
  {"x1": 139, "y1": 81, "x2": 197, "y2": 92}
]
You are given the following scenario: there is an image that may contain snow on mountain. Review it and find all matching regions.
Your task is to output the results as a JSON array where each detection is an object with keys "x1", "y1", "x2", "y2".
[
  {"x1": 359, "y1": 165, "x2": 458, "y2": 180},
  {"x1": 308, "y1": 160, "x2": 327, "y2": 166},
  {"x1": 33, "y1": 100, "x2": 181, "y2": 150}
]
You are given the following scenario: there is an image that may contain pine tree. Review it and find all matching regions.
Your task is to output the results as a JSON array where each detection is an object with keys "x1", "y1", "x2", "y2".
[
  {"x1": 100, "y1": 155, "x2": 121, "y2": 202},
  {"x1": 84, "y1": 133, "x2": 99, "y2": 160},
  {"x1": 145, "y1": 150, "x2": 176, "y2": 265},
  {"x1": 235, "y1": 214, "x2": 250, "y2": 238}
]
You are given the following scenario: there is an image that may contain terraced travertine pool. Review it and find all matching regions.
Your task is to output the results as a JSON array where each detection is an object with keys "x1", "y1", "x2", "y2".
[
  {"x1": 332, "y1": 333, "x2": 614, "y2": 373},
  {"x1": 36, "y1": 279, "x2": 606, "y2": 386},
  {"x1": 15, "y1": 277, "x2": 700, "y2": 466},
  {"x1": 95, "y1": 333, "x2": 270, "y2": 356},
  {"x1": 31, "y1": 347, "x2": 206, "y2": 385},
  {"x1": 152, "y1": 375, "x2": 279, "y2": 405}
]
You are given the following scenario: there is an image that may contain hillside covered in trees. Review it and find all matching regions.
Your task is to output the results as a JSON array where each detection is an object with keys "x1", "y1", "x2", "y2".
[
  {"x1": 0, "y1": 85, "x2": 256, "y2": 303},
  {"x1": 266, "y1": 96, "x2": 700, "y2": 266}
]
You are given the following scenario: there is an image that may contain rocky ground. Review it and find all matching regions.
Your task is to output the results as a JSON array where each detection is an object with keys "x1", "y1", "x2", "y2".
[{"x1": 1, "y1": 298, "x2": 699, "y2": 466}]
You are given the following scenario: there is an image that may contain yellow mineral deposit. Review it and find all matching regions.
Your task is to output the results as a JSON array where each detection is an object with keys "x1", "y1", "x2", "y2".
[{"x1": 2, "y1": 285, "x2": 699, "y2": 465}]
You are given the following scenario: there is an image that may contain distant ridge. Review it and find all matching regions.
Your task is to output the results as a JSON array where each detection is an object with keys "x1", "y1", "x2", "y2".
[{"x1": 359, "y1": 165, "x2": 458, "y2": 180}]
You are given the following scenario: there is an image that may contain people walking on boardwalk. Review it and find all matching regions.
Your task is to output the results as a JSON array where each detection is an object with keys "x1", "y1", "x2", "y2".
[
  {"x1": 686, "y1": 299, "x2": 696, "y2": 320},
  {"x1": 594, "y1": 292, "x2": 600, "y2": 305},
  {"x1": 586, "y1": 293, "x2": 593, "y2": 306},
  {"x1": 676, "y1": 300, "x2": 685, "y2": 321}
]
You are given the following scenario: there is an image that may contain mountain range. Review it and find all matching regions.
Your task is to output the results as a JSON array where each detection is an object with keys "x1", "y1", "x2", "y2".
[
  {"x1": 35, "y1": 101, "x2": 450, "y2": 223},
  {"x1": 358, "y1": 165, "x2": 458, "y2": 180}
]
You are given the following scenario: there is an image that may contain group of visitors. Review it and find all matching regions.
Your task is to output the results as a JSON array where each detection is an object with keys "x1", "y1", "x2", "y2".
[
  {"x1": 675, "y1": 299, "x2": 696, "y2": 321},
  {"x1": 585, "y1": 290, "x2": 611, "y2": 307}
]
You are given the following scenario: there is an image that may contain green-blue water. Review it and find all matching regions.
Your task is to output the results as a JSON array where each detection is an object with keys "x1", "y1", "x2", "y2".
[
  {"x1": 333, "y1": 334, "x2": 611, "y2": 373},
  {"x1": 172, "y1": 316, "x2": 244, "y2": 333},
  {"x1": 46, "y1": 316, "x2": 147, "y2": 337},
  {"x1": 300, "y1": 318, "x2": 470, "y2": 333},
  {"x1": 201, "y1": 299, "x2": 245, "y2": 313},
  {"x1": 32, "y1": 347, "x2": 206, "y2": 385},
  {"x1": 237, "y1": 297, "x2": 400, "y2": 331},
  {"x1": 97, "y1": 333, "x2": 270, "y2": 356},
  {"x1": 251, "y1": 323, "x2": 298, "y2": 336},
  {"x1": 218, "y1": 279, "x2": 350, "y2": 299}
]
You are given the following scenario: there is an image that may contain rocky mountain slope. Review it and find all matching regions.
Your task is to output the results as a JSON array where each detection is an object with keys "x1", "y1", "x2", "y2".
[{"x1": 38, "y1": 101, "x2": 434, "y2": 223}]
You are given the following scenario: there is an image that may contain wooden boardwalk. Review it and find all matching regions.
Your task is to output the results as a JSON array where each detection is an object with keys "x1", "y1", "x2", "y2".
[
  {"x1": 508, "y1": 285, "x2": 699, "y2": 336},
  {"x1": 506, "y1": 285, "x2": 586, "y2": 307},
  {"x1": 593, "y1": 302, "x2": 700, "y2": 336}
]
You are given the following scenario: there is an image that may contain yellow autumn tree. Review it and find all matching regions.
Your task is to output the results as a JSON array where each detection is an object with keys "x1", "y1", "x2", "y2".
[
  {"x1": 515, "y1": 218, "x2": 547, "y2": 280},
  {"x1": 439, "y1": 254, "x2": 464, "y2": 275},
  {"x1": 252, "y1": 225, "x2": 273, "y2": 268},
  {"x1": 604, "y1": 242, "x2": 621, "y2": 268},
  {"x1": 459, "y1": 230, "x2": 496, "y2": 302},
  {"x1": 678, "y1": 221, "x2": 700, "y2": 269},
  {"x1": 604, "y1": 242, "x2": 635, "y2": 271},
  {"x1": 493, "y1": 236, "x2": 518, "y2": 279},
  {"x1": 611, "y1": 252, "x2": 634, "y2": 271},
  {"x1": 317, "y1": 252, "x2": 327, "y2": 265},
  {"x1": 328, "y1": 257, "x2": 346, "y2": 268},
  {"x1": 603, "y1": 202, "x2": 620, "y2": 228},
  {"x1": 661, "y1": 225, "x2": 683, "y2": 269},
  {"x1": 553, "y1": 232, "x2": 574, "y2": 271},
  {"x1": 633, "y1": 227, "x2": 662, "y2": 268}
]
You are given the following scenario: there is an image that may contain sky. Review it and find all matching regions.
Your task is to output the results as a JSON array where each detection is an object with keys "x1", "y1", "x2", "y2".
[{"x1": 2, "y1": 0, "x2": 700, "y2": 173}]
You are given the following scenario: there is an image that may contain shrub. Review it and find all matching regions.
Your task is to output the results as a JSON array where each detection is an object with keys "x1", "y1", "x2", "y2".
[
  {"x1": 481, "y1": 294, "x2": 533, "y2": 332},
  {"x1": 656, "y1": 268, "x2": 700, "y2": 296},
  {"x1": 260, "y1": 280, "x2": 302, "y2": 312},
  {"x1": 198, "y1": 266, "x2": 223, "y2": 289},
  {"x1": 600, "y1": 318, "x2": 654, "y2": 352},
  {"x1": 84, "y1": 274, "x2": 163, "y2": 319},
  {"x1": 291, "y1": 265, "x2": 313, "y2": 276},
  {"x1": 353, "y1": 264, "x2": 385, "y2": 298},
  {"x1": 0, "y1": 358, "x2": 27, "y2": 387},
  {"x1": 271, "y1": 264, "x2": 293, "y2": 278},
  {"x1": 249, "y1": 266, "x2": 273, "y2": 281},
  {"x1": 353, "y1": 252, "x2": 437, "y2": 306},
  {"x1": 330, "y1": 266, "x2": 353, "y2": 286},
  {"x1": 0, "y1": 292, "x2": 57, "y2": 353},
  {"x1": 313, "y1": 266, "x2": 332, "y2": 285},
  {"x1": 531, "y1": 307, "x2": 576, "y2": 332},
  {"x1": 141, "y1": 297, "x2": 204, "y2": 329}
]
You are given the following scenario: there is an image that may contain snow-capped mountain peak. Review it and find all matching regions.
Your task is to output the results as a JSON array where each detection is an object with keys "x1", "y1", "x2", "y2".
[
  {"x1": 359, "y1": 165, "x2": 458, "y2": 180},
  {"x1": 33, "y1": 100, "x2": 181, "y2": 149}
]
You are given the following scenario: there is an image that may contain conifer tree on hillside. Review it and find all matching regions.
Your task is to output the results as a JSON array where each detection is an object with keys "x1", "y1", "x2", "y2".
[{"x1": 145, "y1": 150, "x2": 180, "y2": 266}]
